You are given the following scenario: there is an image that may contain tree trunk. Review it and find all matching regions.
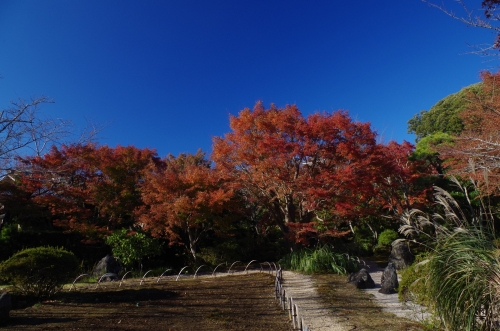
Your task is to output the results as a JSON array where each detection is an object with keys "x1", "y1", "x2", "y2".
[
  {"x1": 283, "y1": 194, "x2": 296, "y2": 224},
  {"x1": 187, "y1": 228, "x2": 198, "y2": 261}
]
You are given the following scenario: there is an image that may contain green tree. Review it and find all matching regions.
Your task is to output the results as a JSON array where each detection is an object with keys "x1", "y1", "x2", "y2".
[
  {"x1": 408, "y1": 83, "x2": 481, "y2": 142},
  {"x1": 106, "y1": 229, "x2": 162, "y2": 270}
]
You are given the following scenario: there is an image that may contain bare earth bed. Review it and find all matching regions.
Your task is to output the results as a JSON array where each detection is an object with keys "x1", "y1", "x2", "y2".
[
  {"x1": 4, "y1": 273, "x2": 292, "y2": 331},
  {"x1": 3, "y1": 269, "x2": 428, "y2": 331}
]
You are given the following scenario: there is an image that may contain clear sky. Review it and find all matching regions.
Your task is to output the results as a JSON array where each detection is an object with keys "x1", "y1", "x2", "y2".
[{"x1": 0, "y1": 1, "x2": 496, "y2": 158}]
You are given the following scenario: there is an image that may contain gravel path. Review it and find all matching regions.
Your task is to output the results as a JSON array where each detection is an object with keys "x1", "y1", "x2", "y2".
[
  {"x1": 281, "y1": 263, "x2": 430, "y2": 330},
  {"x1": 359, "y1": 261, "x2": 430, "y2": 323},
  {"x1": 282, "y1": 271, "x2": 349, "y2": 331}
]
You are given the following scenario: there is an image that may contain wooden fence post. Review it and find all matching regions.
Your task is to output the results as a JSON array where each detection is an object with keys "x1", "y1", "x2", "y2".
[
  {"x1": 281, "y1": 288, "x2": 286, "y2": 310},
  {"x1": 294, "y1": 304, "x2": 299, "y2": 330}
]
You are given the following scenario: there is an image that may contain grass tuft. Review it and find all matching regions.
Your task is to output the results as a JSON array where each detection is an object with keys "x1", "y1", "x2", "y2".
[{"x1": 279, "y1": 245, "x2": 359, "y2": 274}]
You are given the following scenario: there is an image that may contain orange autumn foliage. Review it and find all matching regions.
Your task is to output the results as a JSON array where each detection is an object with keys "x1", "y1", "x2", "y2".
[
  {"x1": 13, "y1": 143, "x2": 159, "y2": 241},
  {"x1": 439, "y1": 71, "x2": 500, "y2": 198},
  {"x1": 212, "y1": 102, "x2": 431, "y2": 244},
  {"x1": 137, "y1": 151, "x2": 234, "y2": 260}
]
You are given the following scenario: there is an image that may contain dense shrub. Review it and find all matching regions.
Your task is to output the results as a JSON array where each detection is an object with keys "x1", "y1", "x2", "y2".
[
  {"x1": 377, "y1": 229, "x2": 399, "y2": 246},
  {"x1": 0, "y1": 226, "x2": 108, "y2": 267},
  {"x1": 279, "y1": 245, "x2": 359, "y2": 274},
  {"x1": 0, "y1": 246, "x2": 79, "y2": 298},
  {"x1": 352, "y1": 225, "x2": 375, "y2": 256},
  {"x1": 106, "y1": 229, "x2": 162, "y2": 269}
]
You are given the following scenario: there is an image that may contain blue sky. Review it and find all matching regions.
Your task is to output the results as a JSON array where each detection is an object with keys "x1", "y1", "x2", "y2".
[{"x1": 0, "y1": 1, "x2": 496, "y2": 158}]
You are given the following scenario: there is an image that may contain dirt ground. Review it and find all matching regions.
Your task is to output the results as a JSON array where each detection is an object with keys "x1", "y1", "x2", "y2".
[
  {"x1": 4, "y1": 273, "x2": 292, "y2": 331},
  {"x1": 3, "y1": 270, "x2": 428, "y2": 331}
]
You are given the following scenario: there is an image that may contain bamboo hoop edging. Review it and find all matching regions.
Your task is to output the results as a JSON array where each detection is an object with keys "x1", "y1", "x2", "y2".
[
  {"x1": 69, "y1": 274, "x2": 90, "y2": 291},
  {"x1": 140, "y1": 270, "x2": 153, "y2": 285},
  {"x1": 193, "y1": 265, "x2": 206, "y2": 278},
  {"x1": 156, "y1": 269, "x2": 172, "y2": 283},
  {"x1": 94, "y1": 273, "x2": 118, "y2": 289},
  {"x1": 227, "y1": 261, "x2": 240, "y2": 274},
  {"x1": 212, "y1": 262, "x2": 226, "y2": 277},
  {"x1": 244, "y1": 260, "x2": 258, "y2": 274},
  {"x1": 119, "y1": 271, "x2": 133, "y2": 287},
  {"x1": 261, "y1": 261, "x2": 272, "y2": 274},
  {"x1": 176, "y1": 266, "x2": 189, "y2": 281}
]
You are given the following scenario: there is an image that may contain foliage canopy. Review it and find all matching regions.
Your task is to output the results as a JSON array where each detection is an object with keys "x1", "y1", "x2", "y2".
[{"x1": 407, "y1": 83, "x2": 481, "y2": 141}]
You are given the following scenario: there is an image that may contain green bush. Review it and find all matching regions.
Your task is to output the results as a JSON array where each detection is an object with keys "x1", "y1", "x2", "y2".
[
  {"x1": 106, "y1": 229, "x2": 162, "y2": 269},
  {"x1": 198, "y1": 240, "x2": 240, "y2": 266},
  {"x1": 279, "y1": 245, "x2": 359, "y2": 274},
  {"x1": 352, "y1": 225, "x2": 375, "y2": 256},
  {"x1": 377, "y1": 229, "x2": 399, "y2": 246},
  {"x1": 0, "y1": 246, "x2": 79, "y2": 298}
]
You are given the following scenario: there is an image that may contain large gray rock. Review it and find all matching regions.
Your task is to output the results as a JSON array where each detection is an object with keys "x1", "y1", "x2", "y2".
[
  {"x1": 92, "y1": 255, "x2": 122, "y2": 279},
  {"x1": 388, "y1": 241, "x2": 414, "y2": 270},
  {"x1": 379, "y1": 262, "x2": 399, "y2": 294},
  {"x1": 348, "y1": 268, "x2": 376, "y2": 289},
  {"x1": 0, "y1": 292, "x2": 12, "y2": 325}
]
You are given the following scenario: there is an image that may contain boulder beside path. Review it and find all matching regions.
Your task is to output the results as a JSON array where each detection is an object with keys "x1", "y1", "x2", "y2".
[
  {"x1": 379, "y1": 262, "x2": 399, "y2": 294},
  {"x1": 388, "y1": 241, "x2": 414, "y2": 270},
  {"x1": 348, "y1": 268, "x2": 376, "y2": 289}
]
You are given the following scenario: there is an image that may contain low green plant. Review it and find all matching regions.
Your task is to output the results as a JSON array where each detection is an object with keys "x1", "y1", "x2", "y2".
[
  {"x1": 0, "y1": 223, "x2": 17, "y2": 244},
  {"x1": 279, "y1": 245, "x2": 358, "y2": 274},
  {"x1": 398, "y1": 253, "x2": 431, "y2": 306},
  {"x1": 0, "y1": 246, "x2": 79, "y2": 298}
]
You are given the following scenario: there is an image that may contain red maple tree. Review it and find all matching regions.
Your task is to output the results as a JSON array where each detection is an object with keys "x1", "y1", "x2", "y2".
[
  {"x1": 213, "y1": 102, "x2": 404, "y2": 245},
  {"x1": 212, "y1": 102, "x2": 434, "y2": 245},
  {"x1": 137, "y1": 151, "x2": 234, "y2": 260},
  {"x1": 371, "y1": 141, "x2": 433, "y2": 217},
  {"x1": 12, "y1": 143, "x2": 159, "y2": 241}
]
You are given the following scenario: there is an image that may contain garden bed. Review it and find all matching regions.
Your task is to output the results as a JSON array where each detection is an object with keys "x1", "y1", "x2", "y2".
[{"x1": 4, "y1": 273, "x2": 291, "y2": 330}]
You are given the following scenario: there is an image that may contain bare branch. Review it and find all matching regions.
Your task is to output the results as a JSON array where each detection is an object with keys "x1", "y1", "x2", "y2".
[
  {"x1": 423, "y1": 0, "x2": 500, "y2": 56},
  {"x1": 0, "y1": 96, "x2": 70, "y2": 173}
]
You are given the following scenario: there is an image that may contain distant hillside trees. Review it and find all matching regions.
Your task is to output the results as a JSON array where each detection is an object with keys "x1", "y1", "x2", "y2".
[
  {"x1": 438, "y1": 71, "x2": 500, "y2": 200},
  {"x1": 407, "y1": 83, "x2": 484, "y2": 176},
  {"x1": 408, "y1": 83, "x2": 481, "y2": 141}
]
